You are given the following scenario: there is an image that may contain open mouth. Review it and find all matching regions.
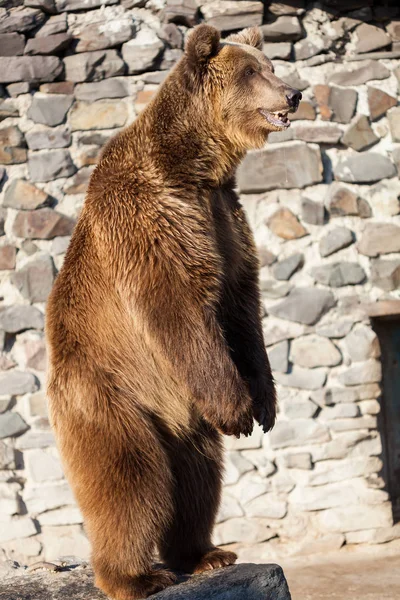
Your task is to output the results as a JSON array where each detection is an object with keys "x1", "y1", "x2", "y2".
[{"x1": 259, "y1": 109, "x2": 290, "y2": 129}]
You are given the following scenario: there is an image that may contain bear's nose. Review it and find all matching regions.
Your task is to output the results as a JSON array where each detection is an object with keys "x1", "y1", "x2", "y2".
[{"x1": 286, "y1": 89, "x2": 302, "y2": 110}]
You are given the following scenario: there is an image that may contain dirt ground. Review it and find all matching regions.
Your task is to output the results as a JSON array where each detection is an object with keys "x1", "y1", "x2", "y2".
[{"x1": 278, "y1": 540, "x2": 400, "y2": 600}]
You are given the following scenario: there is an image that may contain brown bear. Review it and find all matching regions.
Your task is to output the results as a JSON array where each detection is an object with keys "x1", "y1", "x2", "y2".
[{"x1": 46, "y1": 24, "x2": 301, "y2": 600}]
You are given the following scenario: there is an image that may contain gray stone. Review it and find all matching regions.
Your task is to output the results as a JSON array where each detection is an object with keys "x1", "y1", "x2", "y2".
[
  {"x1": 0, "y1": 56, "x2": 62, "y2": 83},
  {"x1": 261, "y1": 15, "x2": 302, "y2": 41},
  {"x1": 245, "y1": 493, "x2": 287, "y2": 519},
  {"x1": 26, "y1": 126, "x2": 71, "y2": 150},
  {"x1": 0, "y1": 32, "x2": 25, "y2": 56},
  {"x1": 275, "y1": 366, "x2": 327, "y2": 390},
  {"x1": 282, "y1": 397, "x2": 318, "y2": 419},
  {"x1": 24, "y1": 33, "x2": 71, "y2": 55},
  {"x1": 328, "y1": 416, "x2": 377, "y2": 433},
  {"x1": 367, "y1": 179, "x2": 400, "y2": 217},
  {"x1": 35, "y1": 14, "x2": 67, "y2": 38},
  {"x1": 0, "y1": 562, "x2": 291, "y2": 600},
  {"x1": 289, "y1": 101, "x2": 316, "y2": 121},
  {"x1": 161, "y1": 0, "x2": 198, "y2": 28},
  {"x1": 342, "y1": 115, "x2": 379, "y2": 151},
  {"x1": 345, "y1": 326, "x2": 380, "y2": 362},
  {"x1": 312, "y1": 387, "x2": 358, "y2": 407},
  {"x1": 0, "y1": 7, "x2": 45, "y2": 34},
  {"x1": 388, "y1": 107, "x2": 400, "y2": 143},
  {"x1": 267, "y1": 208, "x2": 307, "y2": 240},
  {"x1": 7, "y1": 82, "x2": 30, "y2": 96},
  {"x1": 69, "y1": 100, "x2": 128, "y2": 131},
  {"x1": 122, "y1": 28, "x2": 164, "y2": 75},
  {"x1": 24, "y1": 0, "x2": 57, "y2": 13},
  {"x1": 319, "y1": 227, "x2": 354, "y2": 257},
  {"x1": 11, "y1": 255, "x2": 54, "y2": 303},
  {"x1": 371, "y1": 258, "x2": 400, "y2": 291},
  {"x1": 358, "y1": 222, "x2": 400, "y2": 257},
  {"x1": 270, "y1": 419, "x2": 330, "y2": 449},
  {"x1": 28, "y1": 94, "x2": 74, "y2": 127},
  {"x1": 0, "y1": 305, "x2": 43, "y2": 333},
  {"x1": 64, "y1": 50, "x2": 124, "y2": 83},
  {"x1": 301, "y1": 197, "x2": 324, "y2": 225},
  {"x1": 0, "y1": 440, "x2": 15, "y2": 469},
  {"x1": 260, "y1": 280, "x2": 292, "y2": 299},
  {"x1": 159, "y1": 48, "x2": 183, "y2": 71},
  {"x1": 268, "y1": 340, "x2": 289, "y2": 373},
  {"x1": 335, "y1": 153, "x2": 396, "y2": 184},
  {"x1": 0, "y1": 371, "x2": 37, "y2": 396},
  {"x1": 317, "y1": 503, "x2": 393, "y2": 533},
  {"x1": 339, "y1": 359, "x2": 382, "y2": 387},
  {"x1": 273, "y1": 253, "x2": 303, "y2": 280},
  {"x1": 0, "y1": 517, "x2": 37, "y2": 543},
  {"x1": 290, "y1": 335, "x2": 341, "y2": 368},
  {"x1": 51, "y1": 236, "x2": 71, "y2": 255},
  {"x1": 0, "y1": 98, "x2": 19, "y2": 120},
  {"x1": 312, "y1": 262, "x2": 366, "y2": 287},
  {"x1": 55, "y1": 0, "x2": 117, "y2": 10},
  {"x1": 70, "y1": 12, "x2": 135, "y2": 54},
  {"x1": 75, "y1": 79, "x2": 128, "y2": 102},
  {"x1": 368, "y1": 87, "x2": 397, "y2": 121},
  {"x1": 294, "y1": 37, "x2": 327, "y2": 61},
  {"x1": 268, "y1": 287, "x2": 335, "y2": 325},
  {"x1": 281, "y1": 453, "x2": 312, "y2": 470},
  {"x1": 4, "y1": 179, "x2": 50, "y2": 210},
  {"x1": 28, "y1": 149, "x2": 76, "y2": 182},
  {"x1": 268, "y1": 2, "x2": 305, "y2": 16},
  {"x1": 329, "y1": 60, "x2": 390, "y2": 86},
  {"x1": 13, "y1": 208, "x2": 75, "y2": 239},
  {"x1": 238, "y1": 142, "x2": 323, "y2": 192},
  {"x1": 291, "y1": 480, "x2": 388, "y2": 513},
  {"x1": 354, "y1": 23, "x2": 391, "y2": 54},
  {"x1": 202, "y1": 1, "x2": 263, "y2": 31},
  {"x1": 263, "y1": 42, "x2": 292, "y2": 60},
  {"x1": 159, "y1": 23, "x2": 184, "y2": 50},
  {"x1": 293, "y1": 123, "x2": 342, "y2": 144},
  {"x1": 320, "y1": 403, "x2": 361, "y2": 421},
  {"x1": 215, "y1": 518, "x2": 275, "y2": 546},
  {"x1": 327, "y1": 183, "x2": 370, "y2": 218},
  {"x1": 0, "y1": 411, "x2": 29, "y2": 439}
]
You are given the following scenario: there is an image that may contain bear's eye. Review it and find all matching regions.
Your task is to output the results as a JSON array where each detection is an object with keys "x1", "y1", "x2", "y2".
[{"x1": 244, "y1": 67, "x2": 256, "y2": 78}]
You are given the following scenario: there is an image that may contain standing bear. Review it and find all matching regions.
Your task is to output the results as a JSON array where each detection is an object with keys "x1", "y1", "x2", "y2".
[{"x1": 46, "y1": 24, "x2": 300, "y2": 600}]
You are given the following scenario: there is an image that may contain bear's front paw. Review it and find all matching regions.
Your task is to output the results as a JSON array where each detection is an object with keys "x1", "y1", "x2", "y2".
[
  {"x1": 218, "y1": 406, "x2": 254, "y2": 438},
  {"x1": 253, "y1": 401, "x2": 276, "y2": 433}
]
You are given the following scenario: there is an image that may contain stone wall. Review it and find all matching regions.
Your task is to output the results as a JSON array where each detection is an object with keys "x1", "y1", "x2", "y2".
[{"x1": 1, "y1": 0, "x2": 400, "y2": 565}]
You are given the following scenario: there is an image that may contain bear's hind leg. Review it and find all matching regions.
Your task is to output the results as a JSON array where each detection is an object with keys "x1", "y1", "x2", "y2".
[
  {"x1": 58, "y1": 412, "x2": 176, "y2": 600},
  {"x1": 158, "y1": 420, "x2": 237, "y2": 574}
]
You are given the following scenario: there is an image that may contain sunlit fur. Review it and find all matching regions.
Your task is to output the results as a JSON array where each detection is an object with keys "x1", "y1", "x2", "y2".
[{"x1": 46, "y1": 25, "x2": 277, "y2": 600}]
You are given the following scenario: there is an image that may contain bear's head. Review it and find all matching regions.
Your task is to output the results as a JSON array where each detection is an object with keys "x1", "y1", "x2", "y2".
[{"x1": 184, "y1": 24, "x2": 302, "y2": 151}]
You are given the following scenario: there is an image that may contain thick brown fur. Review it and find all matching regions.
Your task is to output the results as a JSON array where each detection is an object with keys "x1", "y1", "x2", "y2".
[{"x1": 46, "y1": 25, "x2": 297, "y2": 600}]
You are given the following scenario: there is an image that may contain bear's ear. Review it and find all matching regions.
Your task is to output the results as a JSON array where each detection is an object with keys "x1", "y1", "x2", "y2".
[
  {"x1": 226, "y1": 27, "x2": 263, "y2": 50},
  {"x1": 185, "y1": 24, "x2": 221, "y2": 70}
]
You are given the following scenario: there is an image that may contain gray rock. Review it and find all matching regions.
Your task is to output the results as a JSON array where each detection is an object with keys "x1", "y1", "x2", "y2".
[
  {"x1": 0, "y1": 305, "x2": 44, "y2": 333},
  {"x1": 329, "y1": 60, "x2": 390, "y2": 86},
  {"x1": 367, "y1": 87, "x2": 397, "y2": 121},
  {"x1": 290, "y1": 335, "x2": 341, "y2": 368},
  {"x1": 159, "y1": 23, "x2": 184, "y2": 50},
  {"x1": 0, "y1": 562, "x2": 292, "y2": 600},
  {"x1": 354, "y1": 23, "x2": 391, "y2": 54},
  {"x1": 282, "y1": 397, "x2": 318, "y2": 419},
  {"x1": 24, "y1": 32, "x2": 71, "y2": 55},
  {"x1": 161, "y1": 0, "x2": 198, "y2": 28},
  {"x1": 260, "y1": 280, "x2": 292, "y2": 299},
  {"x1": 238, "y1": 142, "x2": 323, "y2": 192},
  {"x1": 341, "y1": 115, "x2": 379, "y2": 151},
  {"x1": 35, "y1": 14, "x2": 67, "y2": 38},
  {"x1": 327, "y1": 183, "x2": 371, "y2": 218},
  {"x1": 0, "y1": 371, "x2": 37, "y2": 397},
  {"x1": 11, "y1": 255, "x2": 55, "y2": 303},
  {"x1": 263, "y1": 42, "x2": 292, "y2": 60},
  {"x1": 328, "y1": 87, "x2": 358, "y2": 124},
  {"x1": 13, "y1": 208, "x2": 75, "y2": 239},
  {"x1": 311, "y1": 387, "x2": 358, "y2": 407},
  {"x1": 0, "y1": 440, "x2": 15, "y2": 469},
  {"x1": 358, "y1": 223, "x2": 400, "y2": 257},
  {"x1": 0, "y1": 411, "x2": 29, "y2": 439},
  {"x1": 268, "y1": 340, "x2": 289, "y2": 373},
  {"x1": 51, "y1": 235, "x2": 71, "y2": 255},
  {"x1": 293, "y1": 123, "x2": 342, "y2": 144},
  {"x1": 312, "y1": 262, "x2": 366, "y2": 287},
  {"x1": 69, "y1": 100, "x2": 128, "y2": 131},
  {"x1": 273, "y1": 253, "x2": 303, "y2": 280},
  {"x1": 159, "y1": 48, "x2": 183, "y2": 71},
  {"x1": 339, "y1": 359, "x2": 382, "y2": 387},
  {"x1": 388, "y1": 107, "x2": 400, "y2": 143},
  {"x1": 261, "y1": 15, "x2": 302, "y2": 41},
  {"x1": 202, "y1": 1, "x2": 264, "y2": 32},
  {"x1": 28, "y1": 94, "x2": 74, "y2": 127},
  {"x1": 282, "y1": 453, "x2": 312, "y2": 470},
  {"x1": 335, "y1": 153, "x2": 396, "y2": 184},
  {"x1": 64, "y1": 50, "x2": 124, "y2": 83},
  {"x1": 0, "y1": 32, "x2": 25, "y2": 56},
  {"x1": 319, "y1": 227, "x2": 354, "y2": 257},
  {"x1": 267, "y1": 208, "x2": 307, "y2": 240},
  {"x1": 70, "y1": 12, "x2": 135, "y2": 54},
  {"x1": 55, "y1": 0, "x2": 117, "y2": 10},
  {"x1": 28, "y1": 149, "x2": 76, "y2": 182},
  {"x1": 75, "y1": 79, "x2": 128, "y2": 102},
  {"x1": 7, "y1": 82, "x2": 30, "y2": 96},
  {"x1": 24, "y1": 0, "x2": 57, "y2": 13},
  {"x1": 301, "y1": 197, "x2": 325, "y2": 225},
  {"x1": 0, "y1": 125, "x2": 26, "y2": 165},
  {"x1": 4, "y1": 179, "x2": 50, "y2": 210},
  {"x1": 275, "y1": 366, "x2": 327, "y2": 390},
  {"x1": 268, "y1": 287, "x2": 335, "y2": 326},
  {"x1": 122, "y1": 28, "x2": 164, "y2": 75},
  {"x1": 0, "y1": 7, "x2": 45, "y2": 34},
  {"x1": 345, "y1": 326, "x2": 380, "y2": 362},
  {"x1": 25, "y1": 126, "x2": 71, "y2": 150},
  {"x1": 0, "y1": 98, "x2": 19, "y2": 119},
  {"x1": 270, "y1": 419, "x2": 330, "y2": 449},
  {"x1": 371, "y1": 258, "x2": 400, "y2": 291},
  {"x1": 0, "y1": 56, "x2": 62, "y2": 83}
]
